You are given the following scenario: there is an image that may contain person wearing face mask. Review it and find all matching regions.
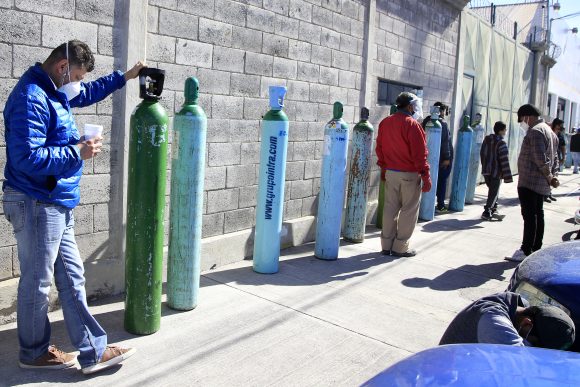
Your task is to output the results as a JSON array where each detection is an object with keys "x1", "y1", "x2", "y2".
[
  {"x1": 2, "y1": 40, "x2": 144, "y2": 374},
  {"x1": 439, "y1": 292, "x2": 575, "y2": 350},
  {"x1": 375, "y1": 92, "x2": 431, "y2": 257},
  {"x1": 506, "y1": 104, "x2": 559, "y2": 263}
]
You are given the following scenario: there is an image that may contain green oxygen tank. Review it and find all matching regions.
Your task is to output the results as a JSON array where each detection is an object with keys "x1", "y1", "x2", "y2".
[{"x1": 125, "y1": 68, "x2": 168, "y2": 335}]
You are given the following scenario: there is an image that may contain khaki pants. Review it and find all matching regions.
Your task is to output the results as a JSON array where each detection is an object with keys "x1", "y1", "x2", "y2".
[{"x1": 381, "y1": 170, "x2": 422, "y2": 253}]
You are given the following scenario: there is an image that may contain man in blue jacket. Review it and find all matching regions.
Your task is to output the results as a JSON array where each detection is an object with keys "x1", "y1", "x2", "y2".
[{"x1": 2, "y1": 40, "x2": 143, "y2": 375}]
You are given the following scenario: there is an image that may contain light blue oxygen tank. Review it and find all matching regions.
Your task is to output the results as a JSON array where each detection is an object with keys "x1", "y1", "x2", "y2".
[
  {"x1": 315, "y1": 102, "x2": 350, "y2": 260},
  {"x1": 344, "y1": 107, "x2": 374, "y2": 243},
  {"x1": 449, "y1": 116, "x2": 473, "y2": 212},
  {"x1": 167, "y1": 77, "x2": 207, "y2": 311},
  {"x1": 465, "y1": 120, "x2": 485, "y2": 204},
  {"x1": 253, "y1": 86, "x2": 289, "y2": 274},
  {"x1": 565, "y1": 132, "x2": 572, "y2": 168},
  {"x1": 419, "y1": 107, "x2": 442, "y2": 221}
]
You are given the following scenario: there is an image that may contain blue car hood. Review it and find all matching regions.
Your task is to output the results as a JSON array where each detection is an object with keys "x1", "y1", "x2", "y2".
[
  {"x1": 517, "y1": 241, "x2": 580, "y2": 317},
  {"x1": 363, "y1": 344, "x2": 580, "y2": 386}
]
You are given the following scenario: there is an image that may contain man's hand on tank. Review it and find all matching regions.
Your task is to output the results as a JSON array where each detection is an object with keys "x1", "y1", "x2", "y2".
[{"x1": 124, "y1": 61, "x2": 146, "y2": 81}]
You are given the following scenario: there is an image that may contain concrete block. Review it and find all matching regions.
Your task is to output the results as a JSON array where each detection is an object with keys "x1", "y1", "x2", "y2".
[
  {"x1": 75, "y1": 231, "x2": 112, "y2": 263},
  {"x1": 342, "y1": 0, "x2": 360, "y2": 19},
  {"x1": 42, "y1": 16, "x2": 97, "y2": 50},
  {"x1": 329, "y1": 86, "x2": 348, "y2": 105},
  {"x1": 331, "y1": 49, "x2": 350, "y2": 70},
  {"x1": 0, "y1": 43, "x2": 10, "y2": 77},
  {"x1": 309, "y1": 83, "x2": 330, "y2": 103},
  {"x1": 275, "y1": 15, "x2": 299, "y2": 39},
  {"x1": 205, "y1": 117, "x2": 229, "y2": 142},
  {"x1": 227, "y1": 164, "x2": 256, "y2": 188},
  {"x1": 311, "y1": 45, "x2": 332, "y2": 67},
  {"x1": 312, "y1": 5, "x2": 332, "y2": 27},
  {"x1": 332, "y1": 13, "x2": 351, "y2": 35},
  {"x1": 299, "y1": 22, "x2": 321, "y2": 45},
  {"x1": 199, "y1": 18, "x2": 233, "y2": 47},
  {"x1": 314, "y1": 140, "x2": 324, "y2": 159},
  {"x1": 208, "y1": 142, "x2": 241, "y2": 167},
  {"x1": 289, "y1": 0, "x2": 312, "y2": 22},
  {"x1": 244, "y1": 97, "x2": 268, "y2": 120},
  {"x1": 350, "y1": 19, "x2": 364, "y2": 39},
  {"x1": 148, "y1": 5, "x2": 159, "y2": 33},
  {"x1": 264, "y1": 0, "x2": 289, "y2": 15},
  {"x1": 98, "y1": 26, "x2": 116, "y2": 56},
  {"x1": 230, "y1": 120, "x2": 260, "y2": 142},
  {"x1": 0, "y1": 79, "x2": 17, "y2": 114},
  {"x1": 290, "y1": 179, "x2": 313, "y2": 199},
  {"x1": 297, "y1": 62, "x2": 319, "y2": 83},
  {"x1": 288, "y1": 121, "x2": 308, "y2": 142},
  {"x1": 287, "y1": 80, "x2": 310, "y2": 101},
  {"x1": 247, "y1": 6, "x2": 276, "y2": 33},
  {"x1": 288, "y1": 39, "x2": 311, "y2": 62},
  {"x1": 307, "y1": 122, "x2": 324, "y2": 141},
  {"x1": 231, "y1": 73, "x2": 261, "y2": 97},
  {"x1": 159, "y1": 8, "x2": 198, "y2": 39},
  {"x1": 232, "y1": 26, "x2": 263, "y2": 52},
  {"x1": 312, "y1": 176, "x2": 321, "y2": 194},
  {"x1": 224, "y1": 207, "x2": 255, "y2": 234},
  {"x1": 175, "y1": 38, "x2": 213, "y2": 68},
  {"x1": 273, "y1": 57, "x2": 297, "y2": 79},
  {"x1": 211, "y1": 95, "x2": 244, "y2": 119},
  {"x1": 338, "y1": 69, "x2": 356, "y2": 88},
  {"x1": 207, "y1": 188, "x2": 240, "y2": 213},
  {"x1": 319, "y1": 65, "x2": 339, "y2": 86},
  {"x1": 79, "y1": 174, "x2": 110, "y2": 205},
  {"x1": 294, "y1": 101, "x2": 318, "y2": 122},
  {"x1": 73, "y1": 205, "x2": 94, "y2": 235},
  {"x1": 285, "y1": 161, "x2": 305, "y2": 181},
  {"x1": 340, "y1": 34, "x2": 358, "y2": 55},
  {"x1": 349, "y1": 53, "x2": 363, "y2": 72},
  {"x1": 317, "y1": 103, "x2": 334, "y2": 121},
  {"x1": 262, "y1": 33, "x2": 289, "y2": 57},
  {"x1": 147, "y1": 33, "x2": 176, "y2": 63},
  {"x1": 304, "y1": 159, "x2": 322, "y2": 179},
  {"x1": 205, "y1": 166, "x2": 227, "y2": 191},
  {"x1": 293, "y1": 141, "x2": 316, "y2": 161},
  {"x1": 15, "y1": 0, "x2": 73, "y2": 18},
  {"x1": 201, "y1": 228, "x2": 253, "y2": 269},
  {"x1": 76, "y1": 0, "x2": 115, "y2": 25},
  {"x1": 150, "y1": 0, "x2": 177, "y2": 8},
  {"x1": 214, "y1": 0, "x2": 247, "y2": 27},
  {"x1": 177, "y1": 0, "x2": 214, "y2": 18},
  {"x1": 0, "y1": 246, "x2": 11, "y2": 281},
  {"x1": 321, "y1": 27, "x2": 341, "y2": 50},
  {"x1": 245, "y1": 52, "x2": 273, "y2": 76},
  {"x1": 213, "y1": 46, "x2": 245, "y2": 73},
  {"x1": 283, "y1": 198, "x2": 303, "y2": 220},
  {"x1": 241, "y1": 142, "x2": 261, "y2": 165},
  {"x1": 301, "y1": 196, "x2": 318, "y2": 216},
  {"x1": 93, "y1": 203, "x2": 109, "y2": 232},
  {"x1": 322, "y1": 0, "x2": 341, "y2": 12},
  {"x1": 239, "y1": 185, "x2": 258, "y2": 208},
  {"x1": 196, "y1": 68, "x2": 231, "y2": 95},
  {"x1": 202, "y1": 212, "x2": 224, "y2": 238}
]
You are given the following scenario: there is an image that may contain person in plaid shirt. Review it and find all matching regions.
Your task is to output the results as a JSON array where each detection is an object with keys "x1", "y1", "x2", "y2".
[{"x1": 506, "y1": 105, "x2": 559, "y2": 262}]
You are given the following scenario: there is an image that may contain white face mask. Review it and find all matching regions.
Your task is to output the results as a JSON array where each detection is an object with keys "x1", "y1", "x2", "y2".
[
  {"x1": 519, "y1": 119, "x2": 529, "y2": 131},
  {"x1": 58, "y1": 42, "x2": 81, "y2": 101}
]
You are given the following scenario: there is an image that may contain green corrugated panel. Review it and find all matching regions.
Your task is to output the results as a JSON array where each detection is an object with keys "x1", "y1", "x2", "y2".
[
  {"x1": 474, "y1": 20, "x2": 492, "y2": 107},
  {"x1": 463, "y1": 12, "x2": 478, "y2": 74}
]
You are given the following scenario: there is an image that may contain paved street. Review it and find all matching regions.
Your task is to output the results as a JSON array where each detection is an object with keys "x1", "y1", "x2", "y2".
[{"x1": 0, "y1": 172, "x2": 578, "y2": 386}]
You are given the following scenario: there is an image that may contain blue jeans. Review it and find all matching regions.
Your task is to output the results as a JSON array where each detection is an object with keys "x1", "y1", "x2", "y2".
[
  {"x1": 2, "y1": 186, "x2": 106, "y2": 367},
  {"x1": 436, "y1": 163, "x2": 452, "y2": 208}
]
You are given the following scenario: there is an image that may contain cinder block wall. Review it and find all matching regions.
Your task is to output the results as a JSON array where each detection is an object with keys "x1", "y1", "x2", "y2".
[{"x1": 0, "y1": 0, "x2": 463, "y2": 323}]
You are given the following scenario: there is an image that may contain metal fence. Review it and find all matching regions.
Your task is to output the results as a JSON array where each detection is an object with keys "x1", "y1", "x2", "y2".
[{"x1": 468, "y1": 0, "x2": 525, "y2": 39}]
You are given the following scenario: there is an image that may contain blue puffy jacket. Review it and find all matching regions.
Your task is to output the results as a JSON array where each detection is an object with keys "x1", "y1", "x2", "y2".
[{"x1": 3, "y1": 63, "x2": 126, "y2": 208}]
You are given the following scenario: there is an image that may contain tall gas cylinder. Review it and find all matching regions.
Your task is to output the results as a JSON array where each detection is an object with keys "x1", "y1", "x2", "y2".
[
  {"x1": 125, "y1": 68, "x2": 168, "y2": 334},
  {"x1": 418, "y1": 106, "x2": 442, "y2": 221},
  {"x1": 449, "y1": 116, "x2": 473, "y2": 212},
  {"x1": 253, "y1": 86, "x2": 289, "y2": 274},
  {"x1": 376, "y1": 104, "x2": 397, "y2": 229},
  {"x1": 167, "y1": 77, "x2": 207, "y2": 311},
  {"x1": 565, "y1": 132, "x2": 572, "y2": 169},
  {"x1": 344, "y1": 108, "x2": 373, "y2": 243},
  {"x1": 465, "y1": 117, "x2": 485, "y2": 204},
  {"x1": 315, "y1": 102, "x2": 350, "y2": 260}
]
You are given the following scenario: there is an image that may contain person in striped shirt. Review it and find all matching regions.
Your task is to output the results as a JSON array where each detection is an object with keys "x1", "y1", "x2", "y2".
[{"x1": 479, "y1": 121, "x2": 513, "y2": 221}]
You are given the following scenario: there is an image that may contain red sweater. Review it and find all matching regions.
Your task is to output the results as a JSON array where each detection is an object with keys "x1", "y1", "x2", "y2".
[{"x1": 376, "y1": 111, "x2": 429, "y2": 175}]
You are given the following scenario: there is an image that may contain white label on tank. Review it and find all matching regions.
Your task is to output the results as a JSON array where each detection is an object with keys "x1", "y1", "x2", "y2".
[
  {"x1": 476, "y1": 129, "x2": 485, "y2": 144},
  {"x1": 323, "y1": 135, "x2": 332, "y2": 156}
]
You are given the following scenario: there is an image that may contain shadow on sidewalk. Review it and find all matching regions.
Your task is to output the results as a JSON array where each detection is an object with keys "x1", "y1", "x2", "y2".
[
  {"x1": 420, "y1": 218, "x2": 485, "y2": 232},
  {"x1": 401, "y1": 261, "x2": 518, "y2": 292}
]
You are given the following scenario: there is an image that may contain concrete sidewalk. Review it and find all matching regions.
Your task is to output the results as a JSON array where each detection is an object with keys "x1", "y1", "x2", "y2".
[{"x1": 1, "y1": 172, "x2": 578, "y2": 386}]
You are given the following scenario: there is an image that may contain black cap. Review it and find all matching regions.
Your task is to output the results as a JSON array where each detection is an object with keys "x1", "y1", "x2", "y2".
[
  {"x1": 532, "y1": 305, "x2": 575, "y2": 350},
  {"x1": 517, "y1": 104, "x2": 541, "y2": 121}
]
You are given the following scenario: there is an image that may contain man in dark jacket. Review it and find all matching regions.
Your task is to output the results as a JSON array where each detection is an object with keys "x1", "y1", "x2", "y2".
[
  {"x1": 479, "y1": 121, "x2": 513, "y2": 221},
  {"x1": 440, "y1": 292, "x2": 575, "y2": 350},
  {"x1": 571, "y1": 128, "x2": 580, "y2": 174},
  {"x1": 2, "y1": 40, "x2": 143, "y2": 374},
  {"x1": 376, "y1": 92, "x2": 430, "y2": 257}
]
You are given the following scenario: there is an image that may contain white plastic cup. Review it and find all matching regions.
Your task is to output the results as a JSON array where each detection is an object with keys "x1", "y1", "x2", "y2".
[{"x1": 84, "y1": 124, "x2": 103, "y2": 140}]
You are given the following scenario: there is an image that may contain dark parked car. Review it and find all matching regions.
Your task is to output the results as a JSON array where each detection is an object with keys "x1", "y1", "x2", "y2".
[
  {"x1": 363, "y1": 344, "x2": 580, "y2": 386},
  {"x1": 507, "y1": 240, "x2": 580, "y2": 352}
]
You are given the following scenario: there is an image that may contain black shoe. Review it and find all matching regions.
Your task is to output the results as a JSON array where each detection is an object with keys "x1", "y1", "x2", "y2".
[
  {"x1": 549, "y1": 195, "x2": 557, "y2": 201},
  {"x1": 391, "y1": 249, "x2": 416, "y2": 257},
  {"x1": 481, "y1": 211, "x2": 493, "y2": 221},
  {"x1": 381, "y1": 249, "x2": 392, "y2": 256},
  {"x1": 544, "y1": 196, "x2": 552, "y2": 203}
]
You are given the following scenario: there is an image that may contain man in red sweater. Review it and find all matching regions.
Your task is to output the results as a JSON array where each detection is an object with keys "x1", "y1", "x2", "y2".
[{"x1": 376, "y1": 92, "x2": 431, "y2": 257}]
